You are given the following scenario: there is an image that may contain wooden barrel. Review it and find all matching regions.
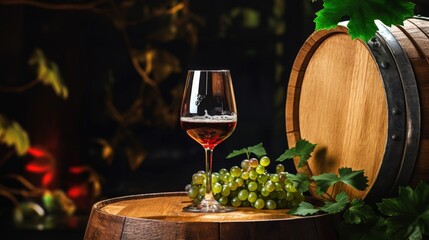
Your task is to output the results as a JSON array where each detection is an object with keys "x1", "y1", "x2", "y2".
[
  {"x1": 286, "y1": 17, "x2": 429, "y2": 202},
  {"x1": 84, "y1": 192, "x2": 338, "y2": 240}
]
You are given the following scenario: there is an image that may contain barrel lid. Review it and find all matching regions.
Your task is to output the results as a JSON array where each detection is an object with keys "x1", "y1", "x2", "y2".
[{"x1": 286, "y1": 22, "x2": 419, "y2": 202}]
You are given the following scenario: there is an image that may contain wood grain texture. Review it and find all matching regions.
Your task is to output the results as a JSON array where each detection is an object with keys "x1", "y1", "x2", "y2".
[
  {"x1": 84, "y1": 192, "x2": 339, "y2": 240},
  {"x1": 287, "y1": 31, "x2": 387, "y2": 200},
  {"x1": 286, "y1": 17, "x2": 429, "y2": 202},
  {"x1": 306, "y1": 33, "x2": 386, "y2": 197},
  {"x1": 84, "y1": 205, "x2": 125, "y2": 240}
]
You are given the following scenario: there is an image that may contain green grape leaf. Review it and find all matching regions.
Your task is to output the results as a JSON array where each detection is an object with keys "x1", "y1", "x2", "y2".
[
  {"x1": 226, "y1": 143, "x2": 267, "y2": 159},
  {"x1": 288, "y1": 201, "x2": 320, "y2": 216},
  {"x1": 311, "y1": 172, "x2": 338, "y2": 195},
  {"x1": 0, "y1": 114, "x2": 30, "y2": 156},
  {"x1": 320, "y1": 191, "x2": 349, "y2": 214},
  {"x1": 312, "y1": 168, "x2": 368, "y2": 195},
  {"x1": 29, "y1": 48, "x2": 68, "y2": 99},
  {"x1": 287, "y1": 173, "x2": 311, "y2": 193},
  {"x1": 276, "y1": 139, "x2": 316, "y2": 168},
  {"x1": 247, "y1": 143, "x2": 267, "y2": 158},
  {"x1": 338, "y1": 217, "x2": 387, "y2": 240},
  {"x1": 337, "y1": 168, "x2": 369, "y2": 191},
  {"x1": 377, "y1": 182, "x2": 429, "y2": 240},
  {"x1": 314, "y1": 0, "x2": 415, "y2": 42},
  {"x1": 343, "y1": 199, "x2": 377, "y2": 224}
]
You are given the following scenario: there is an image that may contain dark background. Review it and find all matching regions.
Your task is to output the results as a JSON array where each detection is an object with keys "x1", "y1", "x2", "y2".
[{"x1": 0, "y1": 0, "x2": 428, "y2": 239}]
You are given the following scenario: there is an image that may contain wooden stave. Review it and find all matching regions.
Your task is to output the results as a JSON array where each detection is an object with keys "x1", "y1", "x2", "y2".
[
  {"x1": 84, "y1": 192, "x2": 339, "y2": 240},
  {"x1": 390, "y1": 17, "x2": 429, "y2": 187}
]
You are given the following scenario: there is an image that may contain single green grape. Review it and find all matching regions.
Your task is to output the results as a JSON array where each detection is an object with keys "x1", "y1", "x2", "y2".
[
  {"x1": 261, "y1": 187, "x2": 270, "y2": 197},
  {"x1": 254, "y1": 198, "x2": 265, "y2": 209},
  {"x1": 255, "y1": 165, "x2": 265, "y2": 174},
  {"x1": 270, "y1": 174, "x2": 280, "y2": 183},
  {"x1": 219, "y1": 168, "x2": 229, "y2": 175},
  {"x1": 286, "y1": 192, "x2": 294, "y2": 201},
  {"x1": 257, "y1": 173, "x2": 268, "y2": 184},
  {"x1": 238, "y1": 189, "x2": 249, "y2": 201},
  {"x1": 248, "y1": 192, "x2": 257, "y2": 203},
  {"x1": 192, "y1": 173, "x2": 205, "y2": 185},
  {"x1": 199, "y1": 187, "x2": 206, "y2": 196},
  {"x1": 260, "y1": 156, "x2": 270, "y2": 167},
  {"x1": 241, "y1": 171, "x2": 250, "y2": 180},
  {"x1": 221, "y1": 173, "x2": 230, "y2": 182},
  {"x1": 249, "y1": 158, "x2": 259, "y2": 168},
  {"x1": 249, "y1": 170, "x2": 258, "y2": 180},
  {"x1": 188, "y1": 186, "x2": 199, "y2": 199},
  {"x1": 241, "y1": 159, "x2": 251, "y2": 171},
  {"x1": 228, "y1": 181, "x2": 238, "y2": 191},
  {"x1": 230, "y1": 166, "x2": 242, "y2": 177},
  {"x1": 228, "y1": 175, "x2": 235, "y2": 183},
  {"x1": 221, "y1": 185, "x2": 231, "y2": 196},
  {"x1": 276, "y1": 164, "x2": 285, "y2": 173},
  {"x1": 266, "y1": 199, "x2": 277, "y2": 210},
  {"x1": 231, "y1": 197, "x2": 241, "y2": 207},
  {"x1": 248, "y1": 181, "x2": 258, "y2": 192},
  {"x1": 219, "y1": 196, "x2": 228, "y2": 205},
  {"x1": 265, "y1": 181, "x2": 275, "y2": 192},
  {"x1": 213, "y1": 182, "x2": 222, "y2": 194}
]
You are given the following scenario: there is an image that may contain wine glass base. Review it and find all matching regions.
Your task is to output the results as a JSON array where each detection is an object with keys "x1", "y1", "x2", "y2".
[{"x1": 183, "y1": 202, "x2": 235, "y2": 213}]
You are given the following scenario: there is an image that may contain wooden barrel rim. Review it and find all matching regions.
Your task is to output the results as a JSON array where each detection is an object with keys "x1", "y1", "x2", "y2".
[
  {"x1": 85, "y1": 192, "x2": 340, "y2": 240},
  {"x1": 91, "y1": 191, "x2": 330, "y2": 223}
]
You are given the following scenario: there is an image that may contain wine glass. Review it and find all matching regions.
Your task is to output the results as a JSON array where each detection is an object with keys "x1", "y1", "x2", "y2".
[{"x1": 180, "y1": 70, "x2": 237, "y2": 213}]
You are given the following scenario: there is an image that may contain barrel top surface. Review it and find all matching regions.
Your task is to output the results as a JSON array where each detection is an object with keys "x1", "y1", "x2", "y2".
[{"x1": 94, "y1": 192, "x2": 312, "y2": 223}]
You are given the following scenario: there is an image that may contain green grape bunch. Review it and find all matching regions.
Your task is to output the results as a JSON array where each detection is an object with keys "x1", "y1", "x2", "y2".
[{"x1": 185, "y1": 156, "x2": 305, "y2": 210}]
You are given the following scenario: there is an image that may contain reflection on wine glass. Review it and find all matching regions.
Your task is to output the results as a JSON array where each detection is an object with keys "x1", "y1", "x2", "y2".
[{"x1": 180, "y1": 70, "x2": 237, "y2": 213}]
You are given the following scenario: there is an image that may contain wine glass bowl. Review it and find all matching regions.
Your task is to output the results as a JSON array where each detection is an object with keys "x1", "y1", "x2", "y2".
[{"x1": 180, "y1": 70, "x2": 237, "y2": 213}]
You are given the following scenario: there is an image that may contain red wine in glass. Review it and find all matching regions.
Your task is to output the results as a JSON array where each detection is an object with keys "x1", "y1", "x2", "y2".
[{"x1": 180, "y1": 118, "x2": 237, "y2": 150}]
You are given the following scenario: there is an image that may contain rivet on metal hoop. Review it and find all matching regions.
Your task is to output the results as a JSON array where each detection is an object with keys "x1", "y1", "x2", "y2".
[
  {"x1": 380, "y1": 61, "x2": 389, "y2": 68},
  {"x1": 369, "y1": 38, "x2": 380, "y2": 48},
  {"x1": 392, "y1": 108, "x2": 401, "y2": 116},
  {"x1": 391, "y1": 134, "x2": 400, "y2": 141}
]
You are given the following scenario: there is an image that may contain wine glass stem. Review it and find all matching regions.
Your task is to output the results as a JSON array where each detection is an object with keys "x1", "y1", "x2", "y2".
[{"x1": 204, "y1": 147, "x2": 214, "y2": 200}]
